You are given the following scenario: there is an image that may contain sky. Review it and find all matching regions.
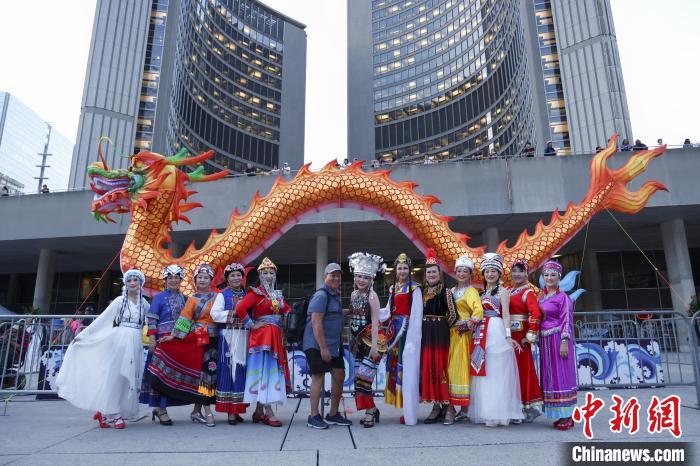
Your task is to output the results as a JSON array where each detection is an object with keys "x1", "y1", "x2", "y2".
[{"x1": 0, "y1": 0, "x2": 697, "y2": 168}]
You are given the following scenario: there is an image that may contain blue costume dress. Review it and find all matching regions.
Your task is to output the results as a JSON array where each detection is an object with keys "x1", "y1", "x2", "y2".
[
  {"x1": 140, "y1": 289, "x2": 189, "y2": 409},
  {"x1": 212, "y1": 287, "x2": 249, "y2": 415}
]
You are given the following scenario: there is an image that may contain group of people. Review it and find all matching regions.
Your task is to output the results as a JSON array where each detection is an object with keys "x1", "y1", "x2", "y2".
[{"x1": 55, "y1": 249, "x2": 577, "y2": 431}]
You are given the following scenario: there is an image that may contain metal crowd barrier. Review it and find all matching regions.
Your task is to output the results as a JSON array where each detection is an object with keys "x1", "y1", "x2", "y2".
[
  {"x1": 2, "y1": 311, "x2": 699, "y2": 407},
  {"x1": 0, "y1": 315, "x2": 97, "y2": 397},
  {"x1": 573, "y1": 310, "x2": 699, "y2": 406}
]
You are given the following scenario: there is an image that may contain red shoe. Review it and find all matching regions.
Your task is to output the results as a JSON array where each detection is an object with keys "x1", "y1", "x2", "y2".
[
  {"x1": 114, "y1": 417, "x2": 125, "y2": 429},
  {"x1": 259, "y1": 414, "x2": 282, "y2": 427},
  {"x1": 93, "y1": 411, "x2": 109, "y2": 428},
  {"x1": 555, "y1": 418, "x2": 574, "y2": 431},
  {"x1": 252, "y1": 412, "x2": 263, "y2": 423}
]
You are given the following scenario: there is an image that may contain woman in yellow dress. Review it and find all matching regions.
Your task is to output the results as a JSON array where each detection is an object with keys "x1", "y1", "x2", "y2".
[{"x1": 447, "y1": 255, "x2": 483, "y2": 422}]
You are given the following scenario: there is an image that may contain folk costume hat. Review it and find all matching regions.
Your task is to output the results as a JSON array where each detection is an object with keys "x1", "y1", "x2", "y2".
[
  {"x1": 224, "y1": 262, "x2": 245, "y2": 276},
  {"x1": 123, "y1": 269, "x2": 145, "y2": 284},
  {"x1": 348, "y1": 252, "x2": 385, "y2": 277},
  {"x1": 424, "y1": 248, "x2": 439, "y2": 268},
  {"x1": 511, "y1": 258, "x2": 529, "y2": 273},
  {"x1": 257, "y1": 257, "x2": 277, "y2": 272},
  {"x1": 541, "y1": 259, "x2": 563, "y2": 276},
  {"x1": 455, "y1": 255, "x2": 474, "y2": 271},
  {"x1": 194, "y1": 263, "x2": 215, "y2": 278},
  {"x1": 394, "y1": 252, "x2": 412, "y2": 268},
  {"x1": 161, "y1": 264, "x2": 185, "y2": 279},
  {"x1": 479, "y1": 253, "x2": 504, "y2": 273}
]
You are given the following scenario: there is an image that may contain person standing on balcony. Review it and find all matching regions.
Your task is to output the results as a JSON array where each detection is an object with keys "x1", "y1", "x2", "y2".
[{"x1": 56, "y1": 269, "x2": 150, "y2": 429}]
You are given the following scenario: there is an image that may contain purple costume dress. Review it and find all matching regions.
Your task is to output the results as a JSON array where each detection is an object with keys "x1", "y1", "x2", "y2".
[{"x1": 538, "y1": 290, "x2": 577, "y2": 419}]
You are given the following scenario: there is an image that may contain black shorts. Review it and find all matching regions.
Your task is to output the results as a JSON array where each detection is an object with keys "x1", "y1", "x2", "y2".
[{"x1": 304, "y1": 348, "x2": 344, "y2": 375}]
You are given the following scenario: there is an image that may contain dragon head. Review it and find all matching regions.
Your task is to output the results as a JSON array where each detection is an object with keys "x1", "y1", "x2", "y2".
[{"x1": 88, "y1": 142, "x2": 228, "y2": 224}]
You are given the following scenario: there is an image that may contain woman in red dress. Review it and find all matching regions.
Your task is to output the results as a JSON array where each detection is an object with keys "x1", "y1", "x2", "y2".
[
  {"x1": 507, "y1": 259, "x2": 543, "y2": 422},
  {"x1": 233, "y1": 257, "x2": 291, "y2": 427}
]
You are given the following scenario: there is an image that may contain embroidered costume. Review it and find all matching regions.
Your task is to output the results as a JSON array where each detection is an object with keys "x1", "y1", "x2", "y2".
[
  {"x1": 212, "y1": 280, "x2": 249, "y2": 415},
  {"x1": 380, "y1": 253, "x2": 423, "y2": 426},
  {"x1": 57, "y1": 270, "x2": 149, "y2": 419},
  {"x1": 140, "y1": 278, "x2": 189, "y2": 408},
  {"x1": 348, "y1": 252, "x2": 386, "y2": 411},
  {"x1": 419, "y1": 249, "x2": 456, "y2": 404},
  {"x1": 148, "y1": 265, "x2": 222, "y2": 405},
  {"x1": 508, "y1": 261, "x2": 543, "y2": 418},
  {"x1": 468, "y1": 254, "x2": 524, "y2": 425},
  {"x1": 448, "y1": 277, "x2": 482, "y2": 406},
  {"x1": 234, "y1": 258, "x2": 291, "y2": 406},
  {"x1": 538, "y1": 261, "x2": 577, "y2": 419}
]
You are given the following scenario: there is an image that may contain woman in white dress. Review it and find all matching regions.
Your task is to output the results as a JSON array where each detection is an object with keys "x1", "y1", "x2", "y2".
[
  {"x1": 468, "y1": 253, "x2": 524, "y2": 426},
  {"x1": 56, "y1": 269, "x2": 149, "y2": 429}
]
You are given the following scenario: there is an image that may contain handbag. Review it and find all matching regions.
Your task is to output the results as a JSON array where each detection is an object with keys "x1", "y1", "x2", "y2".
[{"x1": 194, "y1": 326, "x2": 210, "y2": 347}]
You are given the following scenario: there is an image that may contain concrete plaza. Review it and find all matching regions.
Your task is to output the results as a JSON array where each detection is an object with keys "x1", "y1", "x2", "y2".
[{"x1": 0, "y1": 386, "x2": 698, "y2": 465}]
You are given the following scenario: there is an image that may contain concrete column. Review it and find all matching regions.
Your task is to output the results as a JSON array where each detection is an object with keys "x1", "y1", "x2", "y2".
[
  {"x1": 32, "y1": 249, "x2": 56, "y2": 313},
  {"x1": 316, "y1": 235, "x2": 329, "y2": 289},
  {"x1": 661, "y1": 218, "x2": 695, "y2": 348},
  {"x1": 581, "y1": 249, "x2": 603, "y2": 311},
  {"x1": 6, "y1": 273, "x2": 20, "y2": 311},
  {"x1": 481, "y1": 227, "x2": 500, "y2": 253},
  {"x1": 97, "y1": 270, "x2": 113, "y2": 312}
]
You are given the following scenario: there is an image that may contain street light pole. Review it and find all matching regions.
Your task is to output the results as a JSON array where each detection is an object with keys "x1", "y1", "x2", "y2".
[{"x1": 35, "y1": 122, "x2": 52, "y2": 193}]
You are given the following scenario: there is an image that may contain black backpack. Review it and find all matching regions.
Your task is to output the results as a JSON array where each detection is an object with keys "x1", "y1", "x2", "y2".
[{"x1": 285, "y1": 289, "x2": 330, "y2": 344}]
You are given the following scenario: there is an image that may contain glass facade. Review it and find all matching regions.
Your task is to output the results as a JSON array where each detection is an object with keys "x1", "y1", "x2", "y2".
[
  {"x1": 532, "y1": 0, "x2": 570, "y2": 155},
  {"x1": 0, "y1": 92, "x2": 73, "y2": 193},
  {"x1": 134, "y1": 0, "x2": 169, "y2": 154},
  {"x1": 370, "y1": 0, "x2": 534, "y2": 162},
  {"x1": 166, "y1": 0, "x2": 286, "y2": 174}
]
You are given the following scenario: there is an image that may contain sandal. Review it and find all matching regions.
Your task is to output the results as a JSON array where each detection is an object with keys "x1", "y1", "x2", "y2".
[
  {"x1": 205, "y1": 413, "x2": 216, "y2": 427},
  {"x1": 114, "y1": 417, "x2": 125, "y2": 429},
  {"x1": 443, "y1": 408, "x2": 456, "y2": 425},
  {"x1": 424, "y1": 404, "x2": 443, "y2": 424},
  {"x1": 93, "y1": 411, "x2": 110, "y2": 429},
  {"x1": 454, "y1": 409, "x2": 469, "y2": 422},
  {"x1": 361, "y1": 409, "x2": 379, "y2": 428},
  {"x1": 190, "y1": 411, "x2": 206, "y2": 424},
  {"x1": 152, "y1": 409, "x2": 173, "y2": 426}
]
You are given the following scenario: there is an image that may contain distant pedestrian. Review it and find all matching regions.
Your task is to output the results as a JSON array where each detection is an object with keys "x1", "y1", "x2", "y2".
[
  {"x1": 41, "y1": 184, "x2": 50, "y2": 194},
  {"x1": 282, "y1": 162, "x2": 291, "y2": 175},
  {"x1": 1, "y1": 186, "x2": 8, "y2": 197},
  {"x1": 683, "y1": 138, "x2": 693, "y2": 149},
  {"x1": 544, "y1": 141, "x2": 556, "y2": 156},
  {"x1": 656, "y1": 138, "x2": 663, "y2": 147},
  {"x1": 594, "y1": 146, "x2": 603, "y2": 154},
  {"x1": 303, "y1": 263, "x2": 350, "y2": 429},
  {"x1": 245, "y1": 163, "x2": 256, "y2": 176},
  {"x1": 270, "y1": 164, "x2": 280, "y2": 175},
  {"x1": 521, "y1": 142, "x2": 535, "y2": 157},
  {"x1": 632, "y1": 139, "x2": 648, "y2": 151},
  {"x1": 620, "y1": 138, "x2": 632, "y2": 151}
]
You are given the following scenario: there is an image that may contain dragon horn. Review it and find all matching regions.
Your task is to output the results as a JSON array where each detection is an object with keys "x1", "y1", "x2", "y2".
[{"x1": 97, "y1": 136, "x2": 112, "y2": 170}]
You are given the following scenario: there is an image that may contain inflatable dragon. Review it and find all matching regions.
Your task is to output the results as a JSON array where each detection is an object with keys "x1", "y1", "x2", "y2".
[{"x1": 88, "y1": 135, "x2": 666, "y2": 295}]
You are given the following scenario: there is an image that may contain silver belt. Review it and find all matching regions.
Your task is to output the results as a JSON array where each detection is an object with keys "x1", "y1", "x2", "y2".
[{"x1": 119, "y1": 322, "x2": 142, "y2": 329}]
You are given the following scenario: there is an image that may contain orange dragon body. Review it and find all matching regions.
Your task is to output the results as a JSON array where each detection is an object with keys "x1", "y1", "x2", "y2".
[{"x1": 88, "y1": 135, "x2": 666, "y2": 295}]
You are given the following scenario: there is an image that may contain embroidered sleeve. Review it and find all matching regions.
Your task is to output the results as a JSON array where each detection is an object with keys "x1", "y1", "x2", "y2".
[
  {"x1": 560, "y1": 294, "x2": 574, "y2": 340},
  {"x1": 172, "y1": 298, "x2": 195, "y2": 339},
  {"x1": 146, "y1": 294, "x2": 161, "y2": 336},
  {"x1": 467, "y1": 287, "x2": 483, "y2": 322},
  {"x1": 524, "y1": 290, "x2": 542, "y2": 333},
  {"x1": 234, "y1": 291, "x2": 258, "y2": 328}
]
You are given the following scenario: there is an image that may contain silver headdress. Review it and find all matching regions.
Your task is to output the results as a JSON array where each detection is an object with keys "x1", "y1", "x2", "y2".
[
  {"x1": 479, "y1": 253, "x2": 504, "y2": 273},
  {"x1": 348, "y1": 252, "x2": 386, "y2": 277},
  {"x1": 161, "y1": 264, "x2": 185, "y2": 279}
]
